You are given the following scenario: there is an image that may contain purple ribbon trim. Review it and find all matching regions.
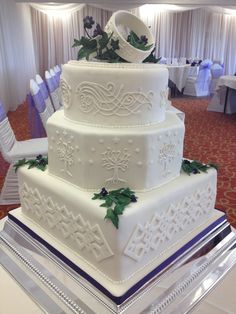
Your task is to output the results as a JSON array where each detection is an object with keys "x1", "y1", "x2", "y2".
[
  {"x1": 0, "y1": 102, "x2": 7, "y2": 121},
  {"x1": 8, "y1": 212, "x2": 228, "y2": 305}
]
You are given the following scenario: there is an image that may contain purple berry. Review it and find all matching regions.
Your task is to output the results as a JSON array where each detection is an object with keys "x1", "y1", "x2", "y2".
[
  {"x1": 183, "y1": 160, "x2": 191, "y2": 165},
  {"x1": 100, "y1": 187, "x2": 108, "y2": 197},
  {"x1": 192, "y1": 168, "x2": 199, "y2": 174},
  {"x1": 130, "y1": 195, "x2": 137, "y2": 202}
]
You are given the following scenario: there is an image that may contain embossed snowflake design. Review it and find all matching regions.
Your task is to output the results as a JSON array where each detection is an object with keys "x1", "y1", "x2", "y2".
[
  {"x1": 76, "y1": 81, "x2": 153, "y2": 116},
  {"x1": 102, "y1": 147, "x2": 130, "y2": 184},
  {"x1": 60, "y1": 78, "x2": 72, "y2": 109},
  {"x1": 55, "y1": 131, "x2": 75, "y2": 177},
  {"x1": 124, "y1": 184, "x2": 215, "y2": 262},
  {"x1": 159, "y1": 141, "x2": 177, "y2": 177},
  {"x1": 20, "y1": 183, "x2": 114, "y2": 262}
]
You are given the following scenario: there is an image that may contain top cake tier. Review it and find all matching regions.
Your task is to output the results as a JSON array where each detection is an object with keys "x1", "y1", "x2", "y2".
[{"x1": 60, "y1": 61, "x2": 169, "y2": 127}]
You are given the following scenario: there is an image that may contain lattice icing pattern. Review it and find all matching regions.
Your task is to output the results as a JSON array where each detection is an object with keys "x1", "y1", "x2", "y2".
[
  {"x1": 20, "y1": 183, "x2": 114, "y2": 262},
  {"x1": 124, "y1": 183, "x2": 216, "y2": 262}
]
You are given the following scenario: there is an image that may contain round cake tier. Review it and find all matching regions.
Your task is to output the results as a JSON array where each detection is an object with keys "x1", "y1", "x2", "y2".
[
  {"x1": 47, "y1": 110, "x2": 184, "y2": 191},
  {"x1": 60, "y1": 61, "x2": 169, "y2": 127}
]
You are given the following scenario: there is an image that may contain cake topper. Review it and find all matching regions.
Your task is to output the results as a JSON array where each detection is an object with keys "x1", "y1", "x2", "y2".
[{"x1": 73, "y1": 11, "x2": 160, "y2": 63}]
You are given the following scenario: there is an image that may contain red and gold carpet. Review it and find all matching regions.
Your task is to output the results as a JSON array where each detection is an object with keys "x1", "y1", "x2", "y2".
[
  {"x1": 1, "y1": 98, "x2": 236, "y2": 228},
  {"x1": 173, "y1": 97, "x2": 236, "y2": 228}
]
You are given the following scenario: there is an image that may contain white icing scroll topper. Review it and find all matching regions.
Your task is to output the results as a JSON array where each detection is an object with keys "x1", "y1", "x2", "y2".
[{"x1": 76, "y1": 81, "x2": 153, "y2": 116}]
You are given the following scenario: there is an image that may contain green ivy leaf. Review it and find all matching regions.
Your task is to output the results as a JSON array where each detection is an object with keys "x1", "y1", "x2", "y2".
[
  {"x1": 92, "y1": 187, "x2": 137, "y2": 229},
  {"x1": 98, "y1": 32, "x2": 109, "y2": 49},
  {"x1": 127, "y1": 31, "x2": 153, "y2": 51},
  {"x1": 14, "y1": 158, "x2": 27, "y2": 172},
  {"x1": 105, "y1": 208, "x2": 119, "y2": 229},
  {"x1": 114, "y1": 204, "x2": 125, "y2": 215},
  {"x1": 110, "y1": 38, "x2": 119, "y2": 51},
  {"x1": 72, "y1": 38, "x2": 82, "y2": 48},
  {"x1": 13, "y1": 156, "x2": 48, "y2": 172},
  {"x1": 181, "y1": 159, "x2": 218, "y2": 175},
  {"x1": 143, "y1": 46, "x2": 161, "y2": 63},
  {"x1": 77, "y1": 46, "x2": 97, "y2": 61}
]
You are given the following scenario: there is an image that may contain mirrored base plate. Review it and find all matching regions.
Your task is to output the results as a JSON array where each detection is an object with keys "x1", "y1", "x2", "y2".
[{"x1": 1, "y1": 208, "x2": 236, "y2": 314}]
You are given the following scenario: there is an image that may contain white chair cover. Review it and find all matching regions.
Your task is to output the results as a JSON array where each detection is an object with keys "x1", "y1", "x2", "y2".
[
  {"x1": 30, "y1": 79, "x2": 53, "y2": 132},
  {"x1": 45, "y1": 70, "x2": 61, "y2": 111},
  {"x1": 53, "y1": 66, "x2": 61, "y2": 87},
  {"x1": 210, "y1": 63, "x2": 224, "y2": 94},
  {"x1": 171, "y1": 58, "x2": 178, "y2": 65},
  {"x1": 0, "y1": 118, "x2": 16, "y2": 156},
  {"x1": 49, "y1": 69, "x2": 59, "y2": 89},
  {"x1": 159, "y1": 57, "x2": 167, "y2": 64},
  {"x1": 35, "y1": 74, "x2": 55, "y2": 116},
  {"x1": 0, "y1": 102, "x2": 48, "y2": 204},
  {"x1": 184, "y1": 59, "x2": 212, "y2": 97},
  {"x1": 179, "y1": 57, "x2": 186, "y2": 65}
]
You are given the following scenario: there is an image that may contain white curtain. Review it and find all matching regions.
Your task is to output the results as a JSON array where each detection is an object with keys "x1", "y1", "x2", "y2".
[
  {"x1": 0, "y1": 0, "x2": 36, "y2": 111},
  {"x1": 133, "y1": 5, "x2": 236, "y2": 75},
  {"x1": 2, "y1": 3, "x2": 236, "y2": 112},
  {"x1": 30, "y1": 4, "x2": 112, "y2": 77}
]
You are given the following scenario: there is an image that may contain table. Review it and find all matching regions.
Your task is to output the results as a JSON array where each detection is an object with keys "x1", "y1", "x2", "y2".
[
  {"x1": 166, "y1": 64, "x2": 191, "y2": 94},
  {"x1": 208, "y1": 75, "x2": 236, "y2": 114},
  {"x1": 1, "y1": 214, "x2": 236, "y2": 314}
]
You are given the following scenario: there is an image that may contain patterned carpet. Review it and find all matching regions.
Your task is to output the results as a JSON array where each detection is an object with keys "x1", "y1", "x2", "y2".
[
  {"x1": 173, "y1": 97, "x2": 236, "y2": 228},
  {"x1": 0, "y1": 98, "x2": 236, "y2": 228}
]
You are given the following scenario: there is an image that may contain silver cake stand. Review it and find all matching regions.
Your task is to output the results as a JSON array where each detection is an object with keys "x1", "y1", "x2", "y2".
[{"x1": 1, "y1": 208, "x2": 236, "y2": 314}]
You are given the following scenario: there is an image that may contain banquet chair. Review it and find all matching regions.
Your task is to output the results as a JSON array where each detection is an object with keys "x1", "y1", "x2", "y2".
[
  {"x1": 45, "y1": 70, "x2": 62, "y2": 111},
  {"x1": 30, "y1": 79, "x2": 54, "y2": 132},
  {"x1": 0, "y1": 102, "x2": 48, "y2": 204},
  {"x1": 179, "y1": 57, "x2": 187, "y2": 65},
  {"x1": 158, "y1": 57, "x2": 167, "y2": 64},
  {"x1": 183, "y1": 59, "x2": 213, "y2": 97},
  {"x1": 209, "y1": 63, "x2": 224, "y2": 94},
  {"x1": 171, "y1": 58, "x2": 178, "y2": 65},
  {"x1": 49, "y1": 69, "x2": 59, "y2": 88},
  {"x1": 53, "y1": 65, "x2": 61, "y2": 86},
  {"x1": 35, "y1": 74, "x2": 55, "y2": 114}
]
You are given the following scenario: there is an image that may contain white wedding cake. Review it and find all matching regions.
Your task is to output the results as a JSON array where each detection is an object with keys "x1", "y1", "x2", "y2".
[{"x1": 13, "y1": 11, "x2": 218, "y2": 305}]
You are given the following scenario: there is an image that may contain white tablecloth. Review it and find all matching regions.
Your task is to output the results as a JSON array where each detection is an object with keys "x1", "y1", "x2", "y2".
[
  {"x1": 166, "y1": 64, "x2": 191, "y2": 92},
  {"x1": 1, "y1": 217, "x2": 236, "y2": 313},
  {"x1": 208, "y1": 75, "x2": 236, "y2": 114},
  {"x1": 188, "y1": 65, "x2": 199, "y2": 77},
  {"x1": 217, "y1": 75, "x2": 236, "y2": 90}
]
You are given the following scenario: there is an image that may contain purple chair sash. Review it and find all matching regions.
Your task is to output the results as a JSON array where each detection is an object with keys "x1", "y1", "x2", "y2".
[
  {"x1": 200, "y1": 59, "x2": 213, "y2": 70},
  {"x1": 38, "y1": 81, "x2": 49, "y2": 100},
  {"x1": 32, "y1": 91, "x2": 46, "y2": 113},
  {"x1": 0, "y1": 102, "x2": 7, "y2": 122},
  {"x1": 27, "y1": 94, "x2": 46, "y2": 139},
  {"x1": 47, "y1": 77, "x2": 56, "y2": 92},
  {"x1": 55, "y1": 72, "x2": 61, "y2": 86}
]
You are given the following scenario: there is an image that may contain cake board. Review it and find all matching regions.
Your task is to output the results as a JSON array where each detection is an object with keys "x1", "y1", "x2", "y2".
[{"x1": 1, "y1": 207, "x2": 236, "y2": 314}]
